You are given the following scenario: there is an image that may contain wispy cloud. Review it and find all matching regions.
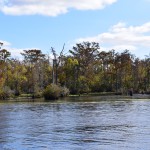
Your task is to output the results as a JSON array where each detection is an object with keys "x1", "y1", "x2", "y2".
[
  {"x1": 0, "y1": 0, "x2": 117, "y2": 16},
  {"x1": 77, "y1": 22, "x2": 150, "y2": 52}
]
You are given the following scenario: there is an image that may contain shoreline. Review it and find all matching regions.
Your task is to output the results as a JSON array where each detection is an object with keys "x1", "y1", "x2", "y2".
[{"x1": 0, "y1": 93, "x2": 150, "y2": 103}]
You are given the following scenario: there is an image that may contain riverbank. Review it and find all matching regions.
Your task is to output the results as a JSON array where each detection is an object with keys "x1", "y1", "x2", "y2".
[
  {"x1": 70, "y1": 92, "x2": 150, "y2": 99},
  {"x1": 0, "y1": 93, "x2": 149, "y2": 103}
]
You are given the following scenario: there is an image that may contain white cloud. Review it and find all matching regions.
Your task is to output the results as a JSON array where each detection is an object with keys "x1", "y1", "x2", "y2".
[
  {"x1": 0, "y1": 40, "x2": 41, "y2": 59},
  {"x1": 77, "y1": 22, "x2": 150, "y2": 52},
  {"x1": 101, "y1": 45, "x2": 137, "y2": 52},
  {"x1": 0, "y1": 40, "x2": 11, "y2": 47},
  {"x1": 0, "y1": 40, "x2": 23, "y2": 59},
  {"x1": 0, "y1": 0, "x2": 117, "y2": 16}
]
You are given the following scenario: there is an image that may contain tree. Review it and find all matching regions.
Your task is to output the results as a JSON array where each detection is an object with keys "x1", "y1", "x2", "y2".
[
  {"x1": 111, "y1": 50, "x2": 134, "y2": 93},
  {"x1": 0, "y1": 49, "x2": 11, "y2": 88},
  {"x1": 51, "y1": 44, "x2": 65, "y2": 85},
  {"x1": 60, "y1": 56, "x2": 79, "y2": 94},
  {"x1": 69, "y1": 42, "x2": 100, "y2": 93},
  {"x1": 8, "y1": 59, "x2": 27, "y2": 95},
  {"x1": 21, "y1": 49, "x2": 45, "y2": 97},
  {"x1": 144, "y1": 54, "x2": 150, "y2": 92},
  {"x1": 97, "y1": 50, "x2": 115, "y2": 92},
  {"x1": 0, "y1": 49, "x2": 11, "y2": 62}
]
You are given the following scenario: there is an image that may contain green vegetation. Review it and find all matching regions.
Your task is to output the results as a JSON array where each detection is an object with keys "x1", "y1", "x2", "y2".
[
  {"x1": 43, "y1": 84, "x2": 61, "y2": 100},
  {"x1": 0, "y1": 90, "x2": 9, "y2": 100},
  {"x1": 0, "y1": 41, "x2": 150, "y2": 100},
  {"x1": 43, "y1": 84, "x2": 69, "y2": 100}
]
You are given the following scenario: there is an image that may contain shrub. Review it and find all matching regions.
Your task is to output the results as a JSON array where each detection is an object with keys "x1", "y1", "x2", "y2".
[
  {"x1": 60, "y1": 87, "x2": 70, "y2": 97},
  {"x1": 33, "y1": 92, "x2": 43, "y2": 98},
  {"x1": 43, "y1": 84, "x2": 70, "y2": 100},
  {"x1": 0, "y1": 90, "x2": 10, "y2": 100},
  {"x1": 43, "y1": 84, "x2": 61, "y2": 100}
]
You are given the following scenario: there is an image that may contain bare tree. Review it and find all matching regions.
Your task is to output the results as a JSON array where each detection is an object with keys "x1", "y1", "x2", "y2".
[{"x1": 51, "y1": 44, "x2": 65, "y2": 84}]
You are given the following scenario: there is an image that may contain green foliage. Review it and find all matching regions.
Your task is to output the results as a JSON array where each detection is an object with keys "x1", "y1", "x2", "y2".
[
  {"x1": 33, "y1": 92, "x2": 43, "y2": 98},
  {"x1": 0, "y1": 90, "x2": 10, "y2": 100},
  {"x1": 78, "y1": 76, "x2": 91, "y2": 94},
  {"x1": 0, "y1": 42, "x2": 150, "y2": 98},
  {"x1": 21, "y1": 49, "x2": 45, "y2": 63},
  {"x1": 60, "y1": 86, "x2": 70, "y2": 97},
  {"x1": 43, "y1": 84, "x2": 61, "y2": 100},
  {"x1": 0, "y1": 49, "x2": 11, "y2": 62},
  {"x1": 43, "y1": 84, "x2": 69, "y2": 100}
]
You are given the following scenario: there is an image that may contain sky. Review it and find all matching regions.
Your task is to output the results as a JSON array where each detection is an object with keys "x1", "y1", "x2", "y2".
[{"x1": 0, "y1": 0, "x2": 150, "y2": 59}]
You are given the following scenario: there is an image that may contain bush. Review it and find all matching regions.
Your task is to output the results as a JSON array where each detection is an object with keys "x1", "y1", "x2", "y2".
[
  {"x1": 0, "y1": 90, "x2": 10, "y2": 100},
  {"x1": 43, "y1": 84, "x2": 61, "y2": 100},
  {"x1": 33, "y1": 92, "x2": 43, "y2": 99},
  {"x1": 60, "y1": 87, "x2": 70, "y2": 97},
  {"x1": 43, "y1": 84, "x2": 70, "y2": 100}
]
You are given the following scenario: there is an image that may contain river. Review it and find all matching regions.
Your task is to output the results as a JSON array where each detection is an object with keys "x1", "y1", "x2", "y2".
[{"x1": 0, "y1": 96, "x2": 150, "y2": 150}]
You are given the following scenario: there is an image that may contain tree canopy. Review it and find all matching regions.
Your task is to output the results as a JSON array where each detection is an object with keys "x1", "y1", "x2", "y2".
[{"x1": 0, "y1": 42, "x2": 150, "y2": 98}]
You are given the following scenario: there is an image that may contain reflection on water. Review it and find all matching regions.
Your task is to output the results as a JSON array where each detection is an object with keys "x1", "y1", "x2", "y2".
[{"x1": 0, "y1": 97, "x2": 150, "y2": 150}]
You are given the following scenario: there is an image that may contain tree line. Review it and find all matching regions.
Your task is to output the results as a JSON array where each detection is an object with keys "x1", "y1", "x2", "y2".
[{"x1": 0, "y1": 41, "x2": 150, "y2": 98}]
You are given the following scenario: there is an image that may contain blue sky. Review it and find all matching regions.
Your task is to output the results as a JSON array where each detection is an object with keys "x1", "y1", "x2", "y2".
[{"x1": 0, "y1": 0, "x2": 150, "y2": 59}]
